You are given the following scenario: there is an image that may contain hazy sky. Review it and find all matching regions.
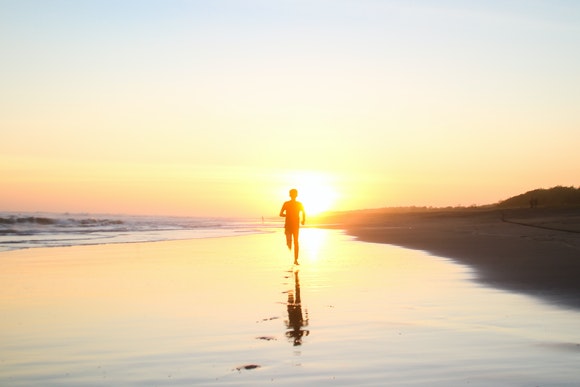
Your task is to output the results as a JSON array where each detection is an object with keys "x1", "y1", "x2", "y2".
[{"x1": 1, "y1": 0, "x2": 579, "y2": 217}]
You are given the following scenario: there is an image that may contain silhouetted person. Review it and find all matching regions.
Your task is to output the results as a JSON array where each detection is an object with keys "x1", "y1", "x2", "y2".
[
  {"x1": 285, "y1": 270, "x2": 309, "y2": 346},
  {"x1": 279, "y1": 188, "x2": 306, "y2": 265}
]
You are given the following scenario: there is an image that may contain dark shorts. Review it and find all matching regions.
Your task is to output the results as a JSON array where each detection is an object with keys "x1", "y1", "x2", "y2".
[{"x1": 285, "y1": 222, "x2": 299, "y2": 235}]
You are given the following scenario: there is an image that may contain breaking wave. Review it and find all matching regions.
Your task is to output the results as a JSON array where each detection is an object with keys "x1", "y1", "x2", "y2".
[{"x1": 0, "y1": 212, "x2": 277, "y2": 253}]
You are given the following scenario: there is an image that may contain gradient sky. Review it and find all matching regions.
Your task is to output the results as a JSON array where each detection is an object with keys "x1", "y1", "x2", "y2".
[{"x1": 1, "y1": 0, "x2": 579, "y2": 217}]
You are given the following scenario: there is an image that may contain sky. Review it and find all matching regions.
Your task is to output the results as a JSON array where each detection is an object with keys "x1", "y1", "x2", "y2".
[{"x1": 1, "y1": 0, "x2": 579, "y2": 217}]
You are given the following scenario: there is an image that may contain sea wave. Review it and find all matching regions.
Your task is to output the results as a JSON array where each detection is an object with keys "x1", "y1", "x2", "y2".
[
  {"x1": 0, "y1": 215, "x2": 126, "y2": 233},
  {"x1": 0, "y1": 212, "x2": 278, "y2": 253}
]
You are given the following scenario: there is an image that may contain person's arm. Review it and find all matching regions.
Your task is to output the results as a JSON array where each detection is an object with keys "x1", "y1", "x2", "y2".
[
  {"x1": 279, "y1": 202, "x2": 287, "y2": 217},
  {"x1": 301, "y1": 205, "x2": 306, "y2": 225}
]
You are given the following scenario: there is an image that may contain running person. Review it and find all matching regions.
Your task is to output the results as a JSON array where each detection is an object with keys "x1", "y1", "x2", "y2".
[{"x1": 279, "y1": 188, "x2": 306, "y2": 264}]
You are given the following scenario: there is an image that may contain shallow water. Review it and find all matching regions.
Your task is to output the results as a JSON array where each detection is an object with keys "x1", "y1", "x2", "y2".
[
  {"x1": 1, "y1": 229, "x2": 579, "y2": 386},
  {"x1": 0, "y1": 212, "x2": 268, "y2": 252}
]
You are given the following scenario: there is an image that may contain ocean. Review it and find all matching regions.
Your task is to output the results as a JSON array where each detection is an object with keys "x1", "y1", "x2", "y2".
[{"x1": 0, "y1": 212, "x2": 275, "y2": 253}]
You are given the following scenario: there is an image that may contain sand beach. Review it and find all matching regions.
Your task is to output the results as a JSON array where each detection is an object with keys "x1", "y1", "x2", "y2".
[
  {"x1": 341, "y1": 207, "x2": 580, "y2": 309},
  {"x1": 2, "y1": 227, "x2": 580, "y2": 386}
]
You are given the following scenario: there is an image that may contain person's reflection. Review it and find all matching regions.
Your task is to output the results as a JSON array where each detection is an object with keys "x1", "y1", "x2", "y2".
[{"x1": 285, "y1": 270, "x2": 309, "y2": 346}]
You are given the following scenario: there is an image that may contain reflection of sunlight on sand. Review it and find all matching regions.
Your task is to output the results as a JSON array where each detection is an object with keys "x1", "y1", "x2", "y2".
[
  {"x1": 300, "y1": 228, "x2": 328, "y2": 262},
  {"x1": 4, "y1": 232, "x2": 580, "y2": 385}
]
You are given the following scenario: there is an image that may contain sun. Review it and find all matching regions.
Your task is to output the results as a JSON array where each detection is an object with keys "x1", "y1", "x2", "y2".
[
  {"x1": 301, "y1": 183, "x2": 337, "y2": 216},
  {"x1": 284, "y1": 171, "x2": 339, "y2": 216}
]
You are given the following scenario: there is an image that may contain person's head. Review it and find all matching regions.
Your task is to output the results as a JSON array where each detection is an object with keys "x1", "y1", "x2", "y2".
[{"x1": 289, "y1": 188, "x2": 298, "y2": 199}]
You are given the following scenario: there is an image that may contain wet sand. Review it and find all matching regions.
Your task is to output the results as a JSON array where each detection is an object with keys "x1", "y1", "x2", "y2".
[
  {"x1": 341, "y1": 207, "x2": 580, "y2": 309},
  {"x1": 2, "y1": 230, "x2": 580, "y2": 385}
]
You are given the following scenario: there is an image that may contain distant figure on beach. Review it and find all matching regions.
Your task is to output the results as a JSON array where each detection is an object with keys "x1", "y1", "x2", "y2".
[{"x1": 279, "y1": 188, "x2": 306, "y2": 265}]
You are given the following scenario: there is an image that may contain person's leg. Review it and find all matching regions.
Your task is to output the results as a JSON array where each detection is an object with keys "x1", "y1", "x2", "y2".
[
  {"x1": 285, "y1": 229, "x2": 292, "y2": 249},
  {"x1": 293, "y1": 229, "x2": 299, "y2": 263}
]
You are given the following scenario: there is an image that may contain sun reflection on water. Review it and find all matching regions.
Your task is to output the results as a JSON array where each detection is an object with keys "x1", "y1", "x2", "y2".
[{"x1": 300, "y1": 228, "x2": 328, "y2": 262}]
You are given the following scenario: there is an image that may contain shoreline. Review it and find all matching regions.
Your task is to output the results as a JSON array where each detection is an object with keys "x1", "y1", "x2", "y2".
[
  {"x1": 337, "y1": 207, "x2": 580, "y2": 309},
  {"x1": 0, "y1": 226, "x2": 274, "y2": 254},
  {"x1": 5, "y1": 206, "x2": 580, "y2": 310}
]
